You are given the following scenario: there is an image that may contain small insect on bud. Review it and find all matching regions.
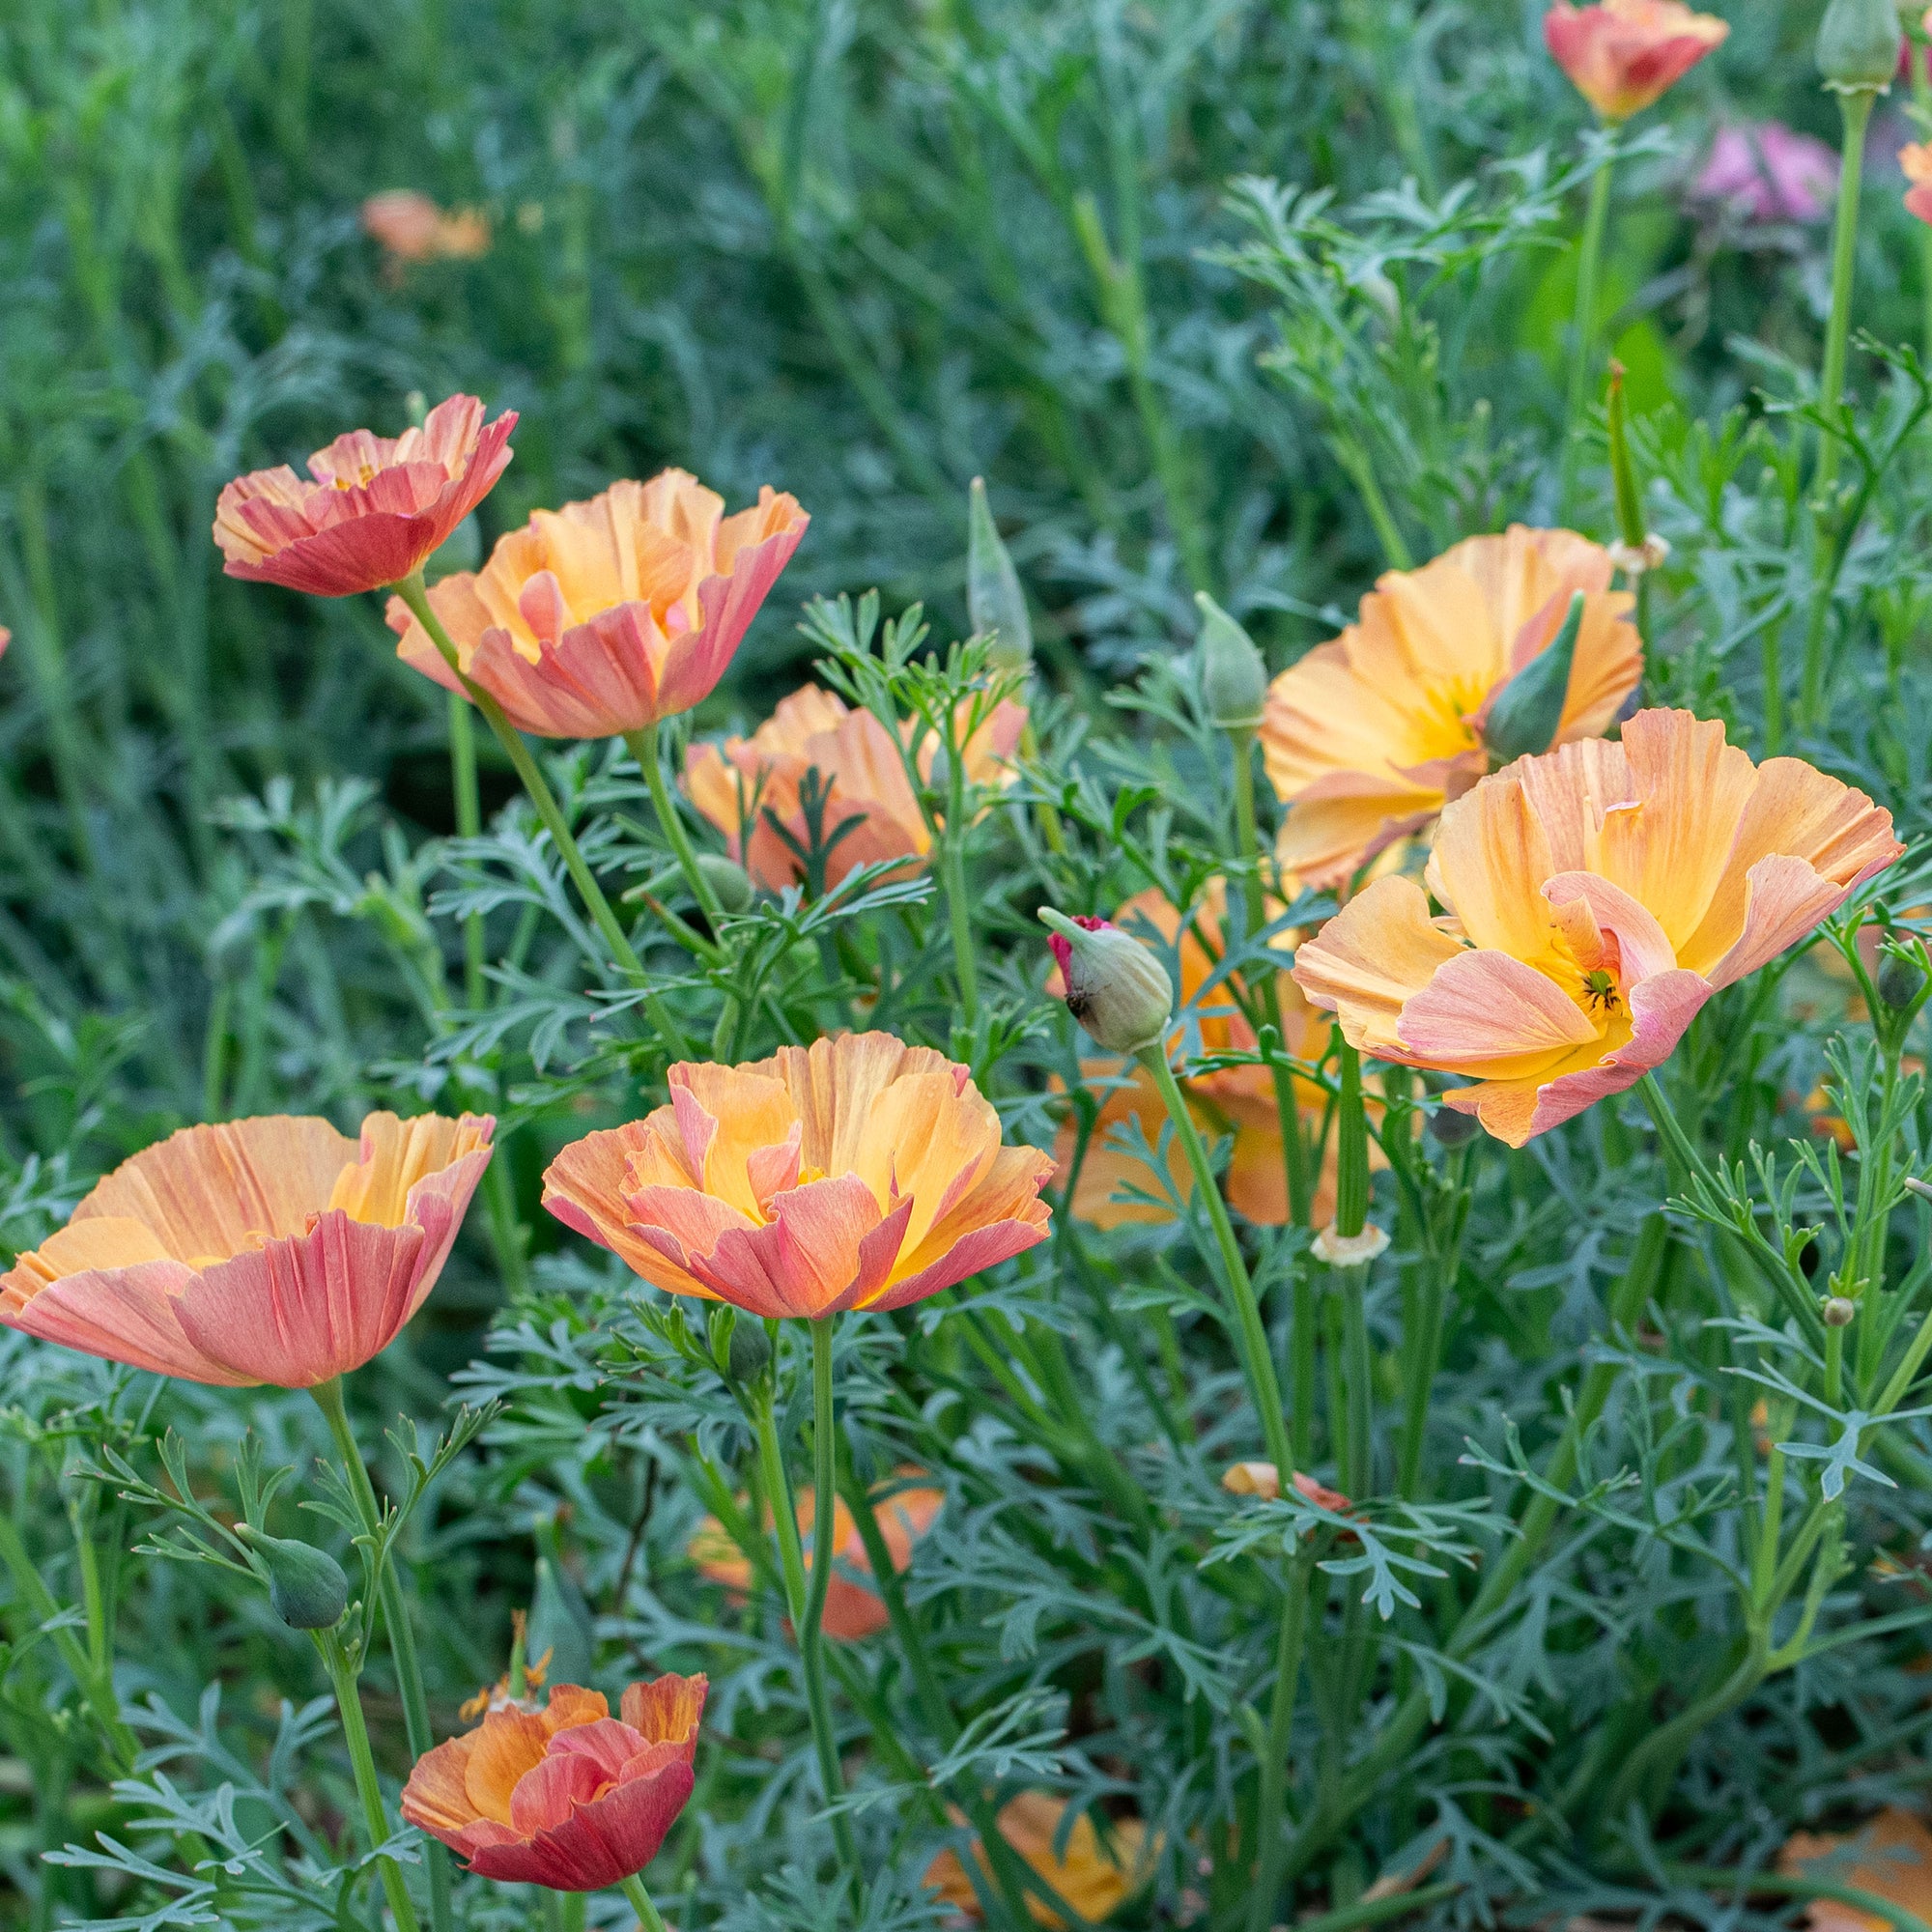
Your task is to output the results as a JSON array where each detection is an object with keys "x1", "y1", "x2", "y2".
[
  {"x1": 1038, "y1": 908, "x2": 1175, "y2": 1057},
  {"x1": 1818, "y1": 0, "x2": 1902, "y2": 89},
  {"x1": 1195, "y1": 593, "x2": 1268, "y2": 733},
  {"x1": 1427, "y1": 1106, "x2": 1482, "y2": 1148},
  {"x1": 695, "y1": 852, "x2": 754, "y2": 914},
  {"x1": 1878, "y1": 952, "x2": 1926, "y2": 1009},
  {"x1": 1483, "y1": 591, "x2": 1584, "y2": 768},
  {"x1": 967, "y1": 477, "x2": 1033, "y2": 671},
  {"x1": 241, "y1": 1526, "x2": 350, "y2": 1632},
  {"x1": 1823, "y1": 1295, "x2": 1857, "y2": 1327}
]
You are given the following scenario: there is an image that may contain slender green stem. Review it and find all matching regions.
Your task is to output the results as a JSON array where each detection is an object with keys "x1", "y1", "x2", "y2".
[
  {"x1": 318, "y1": 1629, "x2": 422, "y2": 1932},
  {"x1": 1915, "y1": 40, "x2": 1932, "y2": 364},
  {"x1": 753, "y1": 1338, "x2": 860, "y2": 1873},
  {"x1": 1246, "y1": 1545, "x2": 1315, "y2": 1932},
  {"x1": 942, "y1": 744, "x2": 980, "y2": 1028},
  {"x1": 1559, "y1": 156, "x2": 1615, "y2": 515},
  {"x1": 446, "y1": 692, "x2": 486, "y2": 1009},
  {"x1": 1138, "y1": 1045, "x2": 1293, "y2": 1475},
  {"x1": 619, "y1": 1872, "x2": 669, "y2": 1932},
  {"x1": 627, "y1": 724, "x2": 725, "y2": 930},
  {"x1": 1814, "y1": 90, "x2": 1873, "y2": 503},
  {"x1": 393, "y1": 576, "x2": 688, "y2": 1052},
  {"x1": 1661, "y1": 1863, "x2": 1932, "y2": 1932},
  {"x1": 311, "y1": 1379, "x2": 455, "y2": 1932}
]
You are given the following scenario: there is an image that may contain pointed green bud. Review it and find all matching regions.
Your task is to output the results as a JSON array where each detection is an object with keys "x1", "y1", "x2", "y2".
[
  {"x1": 1605, "y1": 362, "x2": 1646, "y2": 552},
  {"x1": 1195, "y1": 593, "x2": 1268, "y2": 732},
  {"x1": 1818, "y1": 0, "x2": 1900, "y2": 90},
  {"x1": 1879, "y1": 952, "x2": 1926, "y2": 1008},
  {"x1": 1483, "y1": 591, "x2": 1584, "y2": 769},
  {"x1": 1039, "y1": 909, "x2": 1174, "y2": 1056},
  {"x1": 242, "y1": 1526, "x2": 349, "y2": 1631},
  {"x1": 968, "y1": 478, "x2": 1032, "y2": 670},
  {"x1": 696, "y1": 851, "x2": 753, "y2": 913},
  {"x1": 1823, "y1": 1294, "x2": 1857, "y2": 1326}
]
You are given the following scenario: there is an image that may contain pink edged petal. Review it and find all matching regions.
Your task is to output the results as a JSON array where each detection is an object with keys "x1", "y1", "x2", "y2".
[
  {"x1": 1, "y1": 1260, "x2": 254, "y2": 1384},
  {"x1": 864, "y1": 1208, "x2": 1050, "y2": 1314},
  {"x1": 1541, "y1": 871, "x2": 1678, "y2": 982},
  {"x1": 171, "y1": 1210, "x2": 428, "y2": 1387},
  {"x1": 552, "y1": 1719, "x2": 650, "y2": 1783},
  {"x1": 220, "y1": 512, "x2": 447, "y2": 598},
  {"x1": 1447, "y1": 967, "x2": 1715, "y2": 1148},
  {"x1": 542, "y1": 1122, "x2": 714, "y2": 1297},
  {"x1": 623, "y1": 1184, "x2": 757, "y2": 1277},
  {"x1": 1289, "y1": 876, "x2": 1467, "y2": 1061},
  {"x1": 508, "y1": 1748, "x2": 606, "y2": 1835},
  {"x1": 398, "y1": 1143, "x2": 494, "y2": 1321},
  {"x1": 1395, "y1": 951, "x2": 1598, "y2": 1075},
  {"x1": 1700, "y1": 853, "x2": 1862, "y2": 991},
  {"x1": 653, "y1": 520, "x2": 809, "y2": 720},
  {"x1": 688, "y1": 1175, "x2": 901, "y2": 1320},
  {"x1": 619, "y1": 1673, "x2": 708, "y2": 1759},
  {"x1": 464, "y1": 1761, "x2": 696, "y2": 1891}
]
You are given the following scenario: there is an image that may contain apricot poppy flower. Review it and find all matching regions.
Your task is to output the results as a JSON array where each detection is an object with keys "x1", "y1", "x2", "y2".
[
  {"x1": 1291, "y1": 709, "x2": 1901, "y2": 1148},
  {"x1": 542, "y1": 1032, "x2": 1053, "y2": 1319},
  {"x1": 0, "y1": 1112, "x2": 492, "y2": 1386},
  {"x1": 213, "y1": 394, "x2": 515, "y2": 598},
  {"x1": 361, "y1": 190, "x2": 491, "y2": 263},
  {"x1": 925, "y1": 1792, "x2": 1152, "y2": 1927},
  {"x1": 1545, "y1": 0, "x2": 1728, "y2": 121},
  {"x1": 1051, "y1": 885, "x2": 1339, "y2": 1227},
  {"x1": 689, "y1": 1470, "x2": 944, "y2": 1639},
  {"x1": 388, "y1": 471, "x2": 807, "y2": 740},
  {"x1": 685, "y1": 685, "x2": 1027, "y2": 893},
  {"x1": 1259, "y1": 526, "x2": 1642, "y2": 892},
  {"x1": 400, "y1": 1674, "x2": 704, "y2": 1890},
  {"x1": 1903, "y1": 144, "x2": 1932, "y2": 224}
]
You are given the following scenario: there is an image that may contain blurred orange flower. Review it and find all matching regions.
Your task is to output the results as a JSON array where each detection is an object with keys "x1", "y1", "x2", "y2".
[
  {"x1": 213, "y1": 393, "x2": 515, "y2": 598},
  {"x1": 0, "y1": 1112, "x2": 493, "y2": 1385},
  {"x1": 689, "y1": 1469, "x2": 944, "y2": 1640},
  {"x1": 1221, "y1": 1463, "x2": 1351, "y2": 1512},
  {"x1": 1544, "y1": 0, "x2": 1728, "y2": 120},
  {"x1": 1778, "y1": 1807, "x2": 1932, "y2": 1932},
  {"x1": 401, "y1": 1674, "x2": 702, "y2": 1891},
  {"x1": 1904, "y1": 144, "x2": 1932, "y2": 225},
  {"x1": 1050, "y1": 884, "x2": 1338, "y2": 1227},
  {"x1": 685, "y1": 685, "x2": 1026, "y2": 893},
  {"x1": 925, "y1": 1792, "x2": 1152, "y2": 1926},
  {"x1": 1292, "y1": 709, "x2": 1900, "y2": 1147},
  {"x1": 361, "y1": 190, "x2": 491, "y2": 263},
  {"x1": 389, "y1": 470, "x2": 806, "y2": 739},
  {"x1": 543, "y1": 1032, "x2": 1053, "y2": 1318},
  {"x1": 1259, "y1": 526, "x2": 1641, "y2": 892}
]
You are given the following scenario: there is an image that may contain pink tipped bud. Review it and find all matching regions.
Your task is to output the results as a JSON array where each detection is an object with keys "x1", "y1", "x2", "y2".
[{"x1": 1038, "y1": 907, "x2": 1175, "y2": 1056}]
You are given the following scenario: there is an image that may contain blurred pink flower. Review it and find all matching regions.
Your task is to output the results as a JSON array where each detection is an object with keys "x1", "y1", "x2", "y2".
[
  {"x1": 1903, "y1": 143, "x2": 1932, "y2": 225},
  {"x1": 1693, "y1": 123, "x2": 1839, "y2": 223}
]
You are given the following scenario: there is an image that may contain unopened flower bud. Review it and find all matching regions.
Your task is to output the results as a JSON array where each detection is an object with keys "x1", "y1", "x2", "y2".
[
  {"x1": 1195, "y1": 593, "x2": 1268, "y2": 732},
  {"x1": 1878, "y1": 952, "x2": 1926, "y2": 1008},
  {"x1": 1819, "y1": 0, "x2": 1901, "y2": 90},
  {"x1": 1427, "y1": 1106, "x2": 1482, "y2": 1148},
  {"x1": 696, "y1": 852, "x2": 754, "y2": 914},
  {"x1": 968, "y1": 477, "x2": 1033, "y2": 671},
  {"x1": 726, "y1": 1319, "x2": 771, "y2": 1384},
  {"x1": 1038, "y1": 908, "x2": 1175, "y2": 1056},
  {"x1": 1484, "y1": 590, "x2": 1585, "y2": 768},
  {"x1": 242, "y1": 1526, "x2": 349, "y2": 1631},
  {"x1": 1823, "y1": 1294, "x2": 1857, "y2": 1327}
]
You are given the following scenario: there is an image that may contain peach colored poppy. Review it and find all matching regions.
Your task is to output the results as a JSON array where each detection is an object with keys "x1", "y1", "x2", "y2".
[
  {"x1": 0, "y1": 627, "x2": 9, "y2": 661},
  {"x1": 213, "y1": 394, "x2": 515, "y2": 599},
  {"x1": 689, "y1": 1469, "x2": 944, "y2": 1640},
  {"x1": 361, "y1": 190, "x2": 491, "y2": 263},
  {"x1": 1051, "y1": 884, "x2": 1338, "y2": 1228},
  {"x1": 684, "y1": 685, "x2": 1027, "y2": 893},
  {"x1": 925, "y1": 1792, "x2": 1152, "y2": 1927},
  {"x1": 401, "y1": 1674, "x2": 703, "y2": 1891},
  {"x1": 387, "y1": 471, "x2": 807, "y2": 740},
  {"x1": 1259, "y1": 526, "x2": 1642, "y2": 892},
  {"x1": 1291, "y1": 709, "x2": 1901, "y2": 1148},
  {"x1": 1904, "y1": 144, "x2": 1932, "y2": 225},
  {"x1": 0, "y1": 1113, "x2": 493, "y2": 1386},
  {"x1": 543, "y1": 1032, "x2": 1053, "y2": 1319},
  {"x1": 1544, "y1": 0, "x2": 1728, "y2": 120},
  {"x1": 1778, "y1": 1807, "x2": 1932, "y2": 1932}
]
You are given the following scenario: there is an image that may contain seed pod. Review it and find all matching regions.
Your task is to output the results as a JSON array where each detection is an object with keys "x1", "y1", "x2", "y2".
[
  {"x1": 1818, "y1": 0, "x2": 1901, "y2": 90},
  {"x1": 1483, "y1": 591, "x2": 1585, "y2": 768},
  {"x1": 1039, "y1": 908, "x2": 1175, "y2": 1056},
  {"x1": 242, "y1": 1527, "x2": 349, "y2": 1632},
  {"x1": 1195, "y1": 593, "x2": 1268, "y2": 732},
  {"x1": 1823, "y1": 1294, "x2": 1857, "y2": 1327},
  {"x1": 1878, "y1": 952, "x2": 1926, "y2": 1009},
  {"x1": 967, "y1": 478, "x2": 1032, "y2": 670}
]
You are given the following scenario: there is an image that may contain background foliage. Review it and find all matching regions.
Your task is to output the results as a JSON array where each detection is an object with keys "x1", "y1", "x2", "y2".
[{"x1": 6, "y1": 0, "x2": 1932, "y2": 1928}]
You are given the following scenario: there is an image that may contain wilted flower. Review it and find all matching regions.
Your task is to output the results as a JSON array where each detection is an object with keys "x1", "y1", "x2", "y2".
[
  {"x1": 389, "y1": 471, "x2": 807, "y2": 739},
  {"x1": 542, "y1": 1033, "x2": 1053, "y2": 1319},
  {"x1": 1903, "y1": 142, "x2": 1932, "y2": 223},
  {"x1": 1260, "y1": 526, "x2": 1642, "y2": 891},
  {"x1": 213, "y1": 394, "x2": 516, "y2": 598},
  {"x1": 1694, "y1": 123, "x2": 1839, "y2": 223},
  {"x1": 1049, "y1": 885, "x2": 1341, "y2": 1227},
  {"x1": 400, "y1": 1674, "x2": 704, "y2": 1890},
  {"x1": 361, "y1": 190, "x2": 491, "y2": 263},
  {"x1": 685, "y1": 685, "x2": 1026, "y2": 893},
  {"x1": 1, "y1": 1112, "x2": 493, "y2": 1384},
  {"x1": 1292, "y1": 710, "x2": 1901, "y2": 1147},
  {"x1": 1545, "y1": 0, "x2": 1728, "y2": 120},
  {"x1": 689, "y1": 1469, "x2": 944, "y2": 1639},
  {"x1": 925, "y1": 1792, "x2": 1153, "y2": 1927},
  {"x1": 1221, "y1": 1463, "x2": 1352, "y2": 1512}
]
